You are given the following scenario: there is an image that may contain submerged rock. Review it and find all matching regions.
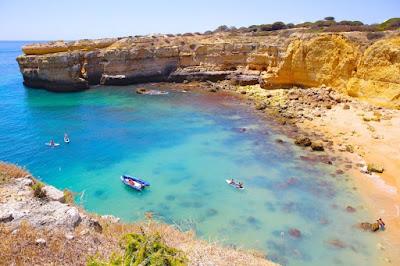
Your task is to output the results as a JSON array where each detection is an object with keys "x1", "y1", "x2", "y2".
[
  {"x1": 326, "y1": 239, "x2": 347, "y2": 249},
  {"x1": 288, "y1": 228, "x2": 302, "y2": 238},
  {"x1": 345, "y1": 206, "x2": 356, "y2": 213}
]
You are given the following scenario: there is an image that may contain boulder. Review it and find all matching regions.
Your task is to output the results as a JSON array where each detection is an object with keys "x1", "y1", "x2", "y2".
[
  {"x1": 136, "y1": 88, "x2": 148, "y2": 94},
  {"x1": 311, "y1": 140, "x2": 324, "y2": 151},
  {"x1": 65, "y1": 208, "x2": 81, "y2": 228},
  {"x1": 0, "y1": 211, "x2": 13, "y2": 223},
  {"x1": 367, "y1": 163, "x2": 384, "y2": 173},
  {"x1": 255, "y1": 102, "x2": 267, "y2": 110},
  {"x1": 229, "y1": 74, "x2": 260, "y2": 86},
  {"x1": 358, "y1": 222, "x2": 380, "y2": 232},
  {"x1": 88, "y1": 218, "x2": 103, "y2": 233},
  {"x1": 42, "y1": 185, "x2": 65, "y2": 203},
  {"x1": 294, "y1": 136, "x2": 311, "y2": 147}
]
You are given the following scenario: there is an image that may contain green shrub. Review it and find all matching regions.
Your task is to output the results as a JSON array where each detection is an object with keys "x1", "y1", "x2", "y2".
[
  {"x1": 87, "y1": 231, "x2": 187, "y2": 266},
  {"x1": 377, "y1": 18, "x2": 400, "y2": 31},
  {"x1": 32, "y1": 182, "x2": 46, "y2": 198}
]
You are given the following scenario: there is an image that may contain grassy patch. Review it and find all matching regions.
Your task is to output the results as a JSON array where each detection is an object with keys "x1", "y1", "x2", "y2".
[
  {"x1": 87, "y1": 230, "x2": 187, "y2": 266},
  {"x1": 32, "y1": 181, "x2": 46, "y2": 198}
]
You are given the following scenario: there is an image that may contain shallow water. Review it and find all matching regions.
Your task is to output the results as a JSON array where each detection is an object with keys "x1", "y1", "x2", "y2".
[{"x1": 0, "y1": 41, "x2": 379, "y2": 265}]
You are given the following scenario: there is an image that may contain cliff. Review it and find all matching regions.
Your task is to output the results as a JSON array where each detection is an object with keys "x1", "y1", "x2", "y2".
[{"x1": 17, "y1": 30, "x2": 400, "y2": 108}]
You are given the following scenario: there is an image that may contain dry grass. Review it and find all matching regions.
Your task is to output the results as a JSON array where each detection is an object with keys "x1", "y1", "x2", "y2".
[
  {"x1": 63, "y1": 189, "x2": 75, "y2": 204},
  {"x1": 0, "y1": 215, "x2": 275, "y2": 266},
  {"x1": 0, "y1": 221, "x2": 113, "y2": 265},
  {"x1": 0, "y1": 161, "x2": 30, "y2": 184},
  {"x1": 99, "y1": 217, "x2": 275, "y2": 266}
]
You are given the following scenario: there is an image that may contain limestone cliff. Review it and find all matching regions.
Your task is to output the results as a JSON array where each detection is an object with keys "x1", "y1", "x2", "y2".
[{"x1": 17, "y1": 30, "x2": 400, "y2": 108}]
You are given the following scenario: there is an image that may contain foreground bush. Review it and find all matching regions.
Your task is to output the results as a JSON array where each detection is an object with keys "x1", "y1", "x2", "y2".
[
  {"x1": 88, "y1": 231, "x2": 187, "y2": 266},
  {"x1": 32, "y1": 181, "x2": 46, "y2": 198}
]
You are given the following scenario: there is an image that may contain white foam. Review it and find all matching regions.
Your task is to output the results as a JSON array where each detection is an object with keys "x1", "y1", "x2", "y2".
[{"x1": 366, "y1": 173, "x2": 398, "y2": 195}]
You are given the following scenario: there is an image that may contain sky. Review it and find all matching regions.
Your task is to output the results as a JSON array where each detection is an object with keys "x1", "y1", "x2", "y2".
[{"x1": 0, "y1": 0, "x2": 399, "y2": 40}]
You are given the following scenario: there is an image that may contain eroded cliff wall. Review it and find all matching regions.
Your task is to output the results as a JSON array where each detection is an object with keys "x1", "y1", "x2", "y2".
[{"x1": 17, "y1": 31, "x2": 400, "y2": 108}]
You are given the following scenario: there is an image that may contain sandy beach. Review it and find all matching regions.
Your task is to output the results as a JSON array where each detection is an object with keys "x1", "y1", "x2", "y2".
[{"x1": 204, "y1": 82, "x2": 400, "y2": 265}]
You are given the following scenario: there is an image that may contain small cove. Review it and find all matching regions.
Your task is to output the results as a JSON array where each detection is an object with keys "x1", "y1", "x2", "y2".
[{"x1": 0, "y1": 41, "x2": 380, "y2": 266}]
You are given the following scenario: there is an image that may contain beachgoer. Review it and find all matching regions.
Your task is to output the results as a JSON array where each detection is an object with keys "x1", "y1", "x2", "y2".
[{"x1": 377, "y1": 218, "x2": 385, "y2": 230}]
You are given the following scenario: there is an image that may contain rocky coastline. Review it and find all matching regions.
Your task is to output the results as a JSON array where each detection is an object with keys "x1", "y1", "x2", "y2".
[
  {"x1": 12, "y1": 27, "x2": 400, "y2": 265},
  {"x1": 17, "y1": 29, "x2": 400, "y2": 108}
]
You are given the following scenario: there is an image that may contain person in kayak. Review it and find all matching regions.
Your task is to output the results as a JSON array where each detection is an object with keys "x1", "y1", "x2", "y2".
[
  {"x1": 238, "y1": 182, "x2": 244, "y2": 189},
  {"x1": 229, "y1": 178, "x2": 235, "y2": 184}
]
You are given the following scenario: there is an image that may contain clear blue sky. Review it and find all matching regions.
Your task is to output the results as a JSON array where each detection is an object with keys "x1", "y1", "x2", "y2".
[{"x1": 0, "y1": 0, "x2": 398, "y2": 40}]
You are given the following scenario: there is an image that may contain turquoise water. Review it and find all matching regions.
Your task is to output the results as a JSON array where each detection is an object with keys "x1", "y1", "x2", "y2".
[{"x1": 0, "y1": 41, "x2": 379, "y2": 265}]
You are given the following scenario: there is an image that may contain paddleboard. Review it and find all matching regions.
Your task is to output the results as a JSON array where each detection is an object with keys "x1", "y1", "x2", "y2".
[{"x1": 45, "y1": 142, "x2": 60, "y2": 147}]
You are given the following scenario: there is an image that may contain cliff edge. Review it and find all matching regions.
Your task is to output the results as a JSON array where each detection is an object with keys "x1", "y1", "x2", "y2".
[{"x1": 17, "y1": 30, "x2": 400, "y2": 108}]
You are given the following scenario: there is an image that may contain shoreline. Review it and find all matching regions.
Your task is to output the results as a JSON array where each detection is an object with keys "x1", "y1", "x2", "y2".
[{"x1": 201, "y1": 81, "x2": 400, "y2": 265}]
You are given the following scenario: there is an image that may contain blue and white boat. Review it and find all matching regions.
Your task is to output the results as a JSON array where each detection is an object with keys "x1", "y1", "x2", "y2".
[{"x1": 120, "y1": 175, "x2": 150, "y2": 191}]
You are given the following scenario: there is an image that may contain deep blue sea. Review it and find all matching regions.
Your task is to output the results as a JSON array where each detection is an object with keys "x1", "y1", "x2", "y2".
[{"x1": 0, "y1": 41, "x2": 379, "y2": 265}]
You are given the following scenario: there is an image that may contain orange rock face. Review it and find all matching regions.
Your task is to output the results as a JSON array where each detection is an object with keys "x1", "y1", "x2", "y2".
[{"x1": 16, "y1": 31, "x2": 400, "y2": 108}]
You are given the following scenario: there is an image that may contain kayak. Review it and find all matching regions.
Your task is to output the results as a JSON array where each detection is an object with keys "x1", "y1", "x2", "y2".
[
  {"x1": 121, "y1": 175, "x2": 150, "y2": 191},
  {"x1": 226, "y1": 179, "x2": 244, "y2": 190},
  {"x1": 45, "y1": 142, "x2": 60, "y2": 147}
]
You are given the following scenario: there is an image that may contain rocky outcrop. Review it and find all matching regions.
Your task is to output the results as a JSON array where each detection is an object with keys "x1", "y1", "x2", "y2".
[
  {"x1": 0, "y1": 178, "x2": 82, "y2": 230},
  {"x1": 17, "y1": 30, "x2": 400, "y2": 108}
]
